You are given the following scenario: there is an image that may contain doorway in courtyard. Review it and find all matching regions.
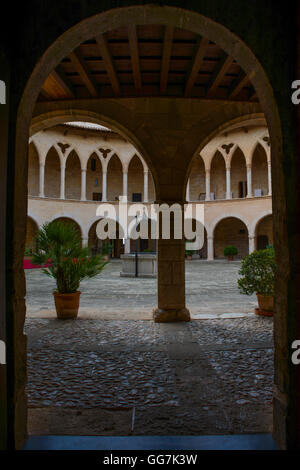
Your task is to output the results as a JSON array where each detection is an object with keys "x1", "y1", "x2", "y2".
[{"x1": 6, "y1": 3, "x2": 294, "y2": 449}]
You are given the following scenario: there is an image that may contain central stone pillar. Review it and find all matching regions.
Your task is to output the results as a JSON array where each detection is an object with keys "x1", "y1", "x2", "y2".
[
  {"x1": 225, "y1": 166, "x2": 231, "y2": 199},
  {"x1": 153, "y1": 202, "x2": 190, "y2": 322},
  {"x1": 81, "y1": 168, "x2": 86, "y2": 201},
  {"x1": 60, "y1": 163, "x2": 65, "y2": 200},
  {"x1": 205, "y1": 169, "x2": 211, "y2": 201},
  {"x1": 246, "y1": 164, "x2": 252, "y2": 197},
  {"x1": 39, "y1": 163, "x2": 45, "y2": 198},
  {"x1": 122, "y1": 170, "x2": 128, "y2": 198},
  {"x1": 143, "y1": 170, "x2": 149, "y2": 202},
  {"x1": 267, "y1": 160, "x2": 272, "y2": 195}
]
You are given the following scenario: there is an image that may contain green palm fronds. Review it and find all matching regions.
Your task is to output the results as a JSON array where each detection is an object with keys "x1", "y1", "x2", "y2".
[{"x1": 31, "y1": 221, "x2": 108, "y2": 293}]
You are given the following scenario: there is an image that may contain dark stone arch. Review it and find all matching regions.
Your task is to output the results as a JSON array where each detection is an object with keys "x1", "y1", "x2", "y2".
[
  {"x1": 4, "y1": 3, "x2": 297, "y2": 450},
  {"x1": 214, "y1": 216, "x2": 249, "y2": 259}
]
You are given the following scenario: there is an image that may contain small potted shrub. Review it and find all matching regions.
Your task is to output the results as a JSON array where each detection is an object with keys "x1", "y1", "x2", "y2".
[
  {"x1": 101, "y1": 241, "x2": 113, "y2": 260},
  {"x1": 224, "y1": 245, "x2": 238, "y2": 261},
  {"x1": 31, "y1": 221, "x2": 107, "y2": 319},
  {"x1": 237, "y1": 246, "x2": 276, "y2": 316},
  {"x1": 185, "y1": 250, "x2": 193, "y2": 260}
]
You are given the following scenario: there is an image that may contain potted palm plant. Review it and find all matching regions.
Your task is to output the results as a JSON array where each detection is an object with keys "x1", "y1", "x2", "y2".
[
  {"x1": 224, "y1": 245, "x2": 238, "y2": 261},
  {"x1": 237, "y1": 246, "x2": 276, "y2": 316},
  {"x1": 31, "y1": 221, "x2": 107, "y2": 319}
]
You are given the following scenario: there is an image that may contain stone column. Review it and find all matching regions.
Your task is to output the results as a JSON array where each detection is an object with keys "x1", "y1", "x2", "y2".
[
  {"x1": 186, "y1": 178, "x2": 190, "y2": 201},
  {"x1": 124, "y1": 239, "x2": 131, "y2": 254},
  {"x1": 249, "y1": 235, "x2": 255, "y2": 253},
  {"x1": 81, "y1": 168, "x2": 86, "y2": 201},
  {"x1": 143, "y1": 170, "x2": 149, "y2": 202},
  {"x1": 207, "y1": 236, "x2": 214, "y2": 261},
  {"x1": 153, "y1": 202, "x2": 190, "y2": 323},
  {"x1": 205, "y1": 169, "x2": 211, "y2": 201},
  {"x1": 102, "y1": 171, "x2": 107, "y2": 202},
  {"x1": 39, "y1": 163, "x2": 45, "y2": 198},
  {"x1": 268, "y1": 161, "x2": 272, "y2": 195},
  {"x1": 82, "y1": 237, "x2": 88, "y2": 247},
  {"x1": 247, "y1": 164, "x2": 252, "y2": 197},
  {"x1": 226, "y1": 166, "x2": 231, "y2": 199},
  {"x1": 60, "y1": 163, "x2": 65, "y2": 199},
  {"x1": 122, "y1": 170, "x2": 128, "y2": 199}
]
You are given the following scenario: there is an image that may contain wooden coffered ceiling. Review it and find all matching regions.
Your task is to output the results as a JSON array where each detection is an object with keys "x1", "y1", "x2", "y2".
[{"x1": 39, "y1": 25, "x2": 258, "y2": 102}]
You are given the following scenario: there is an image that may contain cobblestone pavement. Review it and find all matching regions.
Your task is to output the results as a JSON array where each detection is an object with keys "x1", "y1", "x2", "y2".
[
  {"x1": 26, "y1": 316, "x2": 273, "y2": 436},
  {"x1": 25, "y1": 260, "x2": 258, "y2": 319}
]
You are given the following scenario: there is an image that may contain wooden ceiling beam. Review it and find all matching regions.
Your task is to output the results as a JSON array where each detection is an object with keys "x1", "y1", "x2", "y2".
[
  {"x1": 95, "y1": 34, "x2": 121, "y2": 97},
  {"x1": 51, "y1": 66, "x2": 75, "y2": 98},
  {"x1": 184, "y1": 37, "x2": 209, "y2": 98},
  {"x1": 249, "y1": 90, "x2": 258, "y2": 101},
  {"x1": 160, "y1": 25, "x2": 174, "y2": 94},
  {"x1": 128, "y1": 25, "x2": 142, "y2": 95},
  {"x1": 228, "y1": 72, "x2": 249, "y2": 99},
  {"x1": 69, "y1": 50, "x2": 98, "y2": 98},
  {"x1": 39, "y1": 87, "x2": 53, "y2": 100},
  {"x1": 207, "y1": 54, "x2": 233, "y2": 98}
]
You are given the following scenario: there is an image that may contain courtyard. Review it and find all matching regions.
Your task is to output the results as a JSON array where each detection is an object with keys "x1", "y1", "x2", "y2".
[{"x1": 25, "y1": 260, "x2": 274, "y2": 436}]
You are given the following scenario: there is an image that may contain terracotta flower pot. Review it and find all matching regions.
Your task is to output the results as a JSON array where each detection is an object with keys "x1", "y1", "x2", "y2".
[
  {"x1": 53, "y1": 291, "x2": 81, "y2": 319},
  {"x1": 227, "y1": 255, "x2": 234, "y2": 261},
  {"x1": 256, "y1": 293, "x2": 274, "y2": 316}
]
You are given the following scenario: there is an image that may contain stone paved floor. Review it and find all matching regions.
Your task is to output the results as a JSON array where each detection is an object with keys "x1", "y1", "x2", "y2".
[
  {"x1": 25, "y1": 261, "x2": 273, "y2": 436},
  {"x1": 25, "y1": 260, "x2": 258, "y2": 319}
]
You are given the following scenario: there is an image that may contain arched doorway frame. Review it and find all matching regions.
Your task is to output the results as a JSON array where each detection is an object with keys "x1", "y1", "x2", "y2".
[
  {"x1": 212, "y1": 215, "x2": 249, "y2": 259},
  {"x1": 12, "y1": 5, "x2": 288, "y2": 449}
]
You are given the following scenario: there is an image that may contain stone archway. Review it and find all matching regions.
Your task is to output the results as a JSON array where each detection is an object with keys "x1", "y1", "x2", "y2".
[
  {"x1": 88, "y1": 219, "x2": 124, "y2": 258},
  {"x1": 52, "y1": 217, "x2": 82, "y2": 240},
  {"x1": 44, "y1": 146, "x2": 61, "y2": 198},
  {"x1": 7, "y1": 4, "x2": 293, "y2": 450},
  {"x1": 255, "y1": 214, "x2": 274, "y2": 250},
  {"x1": 65, "y1": 151, "x2": 81, "y2": 200},
  {"x1": 213, "y1": 216, "x2": 249, "y2": 259},
  {"x1": 210, "y1": 151, "x2": 226, "y2": 200},
  {"x1": 252, "y1": 143, "x2": 269, "y2": 196}
]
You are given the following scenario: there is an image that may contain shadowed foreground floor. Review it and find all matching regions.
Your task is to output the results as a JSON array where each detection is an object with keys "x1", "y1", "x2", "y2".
[
  {"x1": 25, "y1": 261, "x2": 273, "y2": 436},
  {"x1": 25, "y1": 317, "x2": 273, "y2": 436}
]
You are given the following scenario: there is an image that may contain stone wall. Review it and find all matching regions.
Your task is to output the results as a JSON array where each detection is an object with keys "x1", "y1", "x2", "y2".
[{"x1": 189, "y1": 157, "x2": 206, "y2": 200}]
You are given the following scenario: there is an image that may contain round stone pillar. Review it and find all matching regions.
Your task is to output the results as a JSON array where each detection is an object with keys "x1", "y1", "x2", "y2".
[{"x1": 207, "y1": 236, "x2": 214, "y2": 261}]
